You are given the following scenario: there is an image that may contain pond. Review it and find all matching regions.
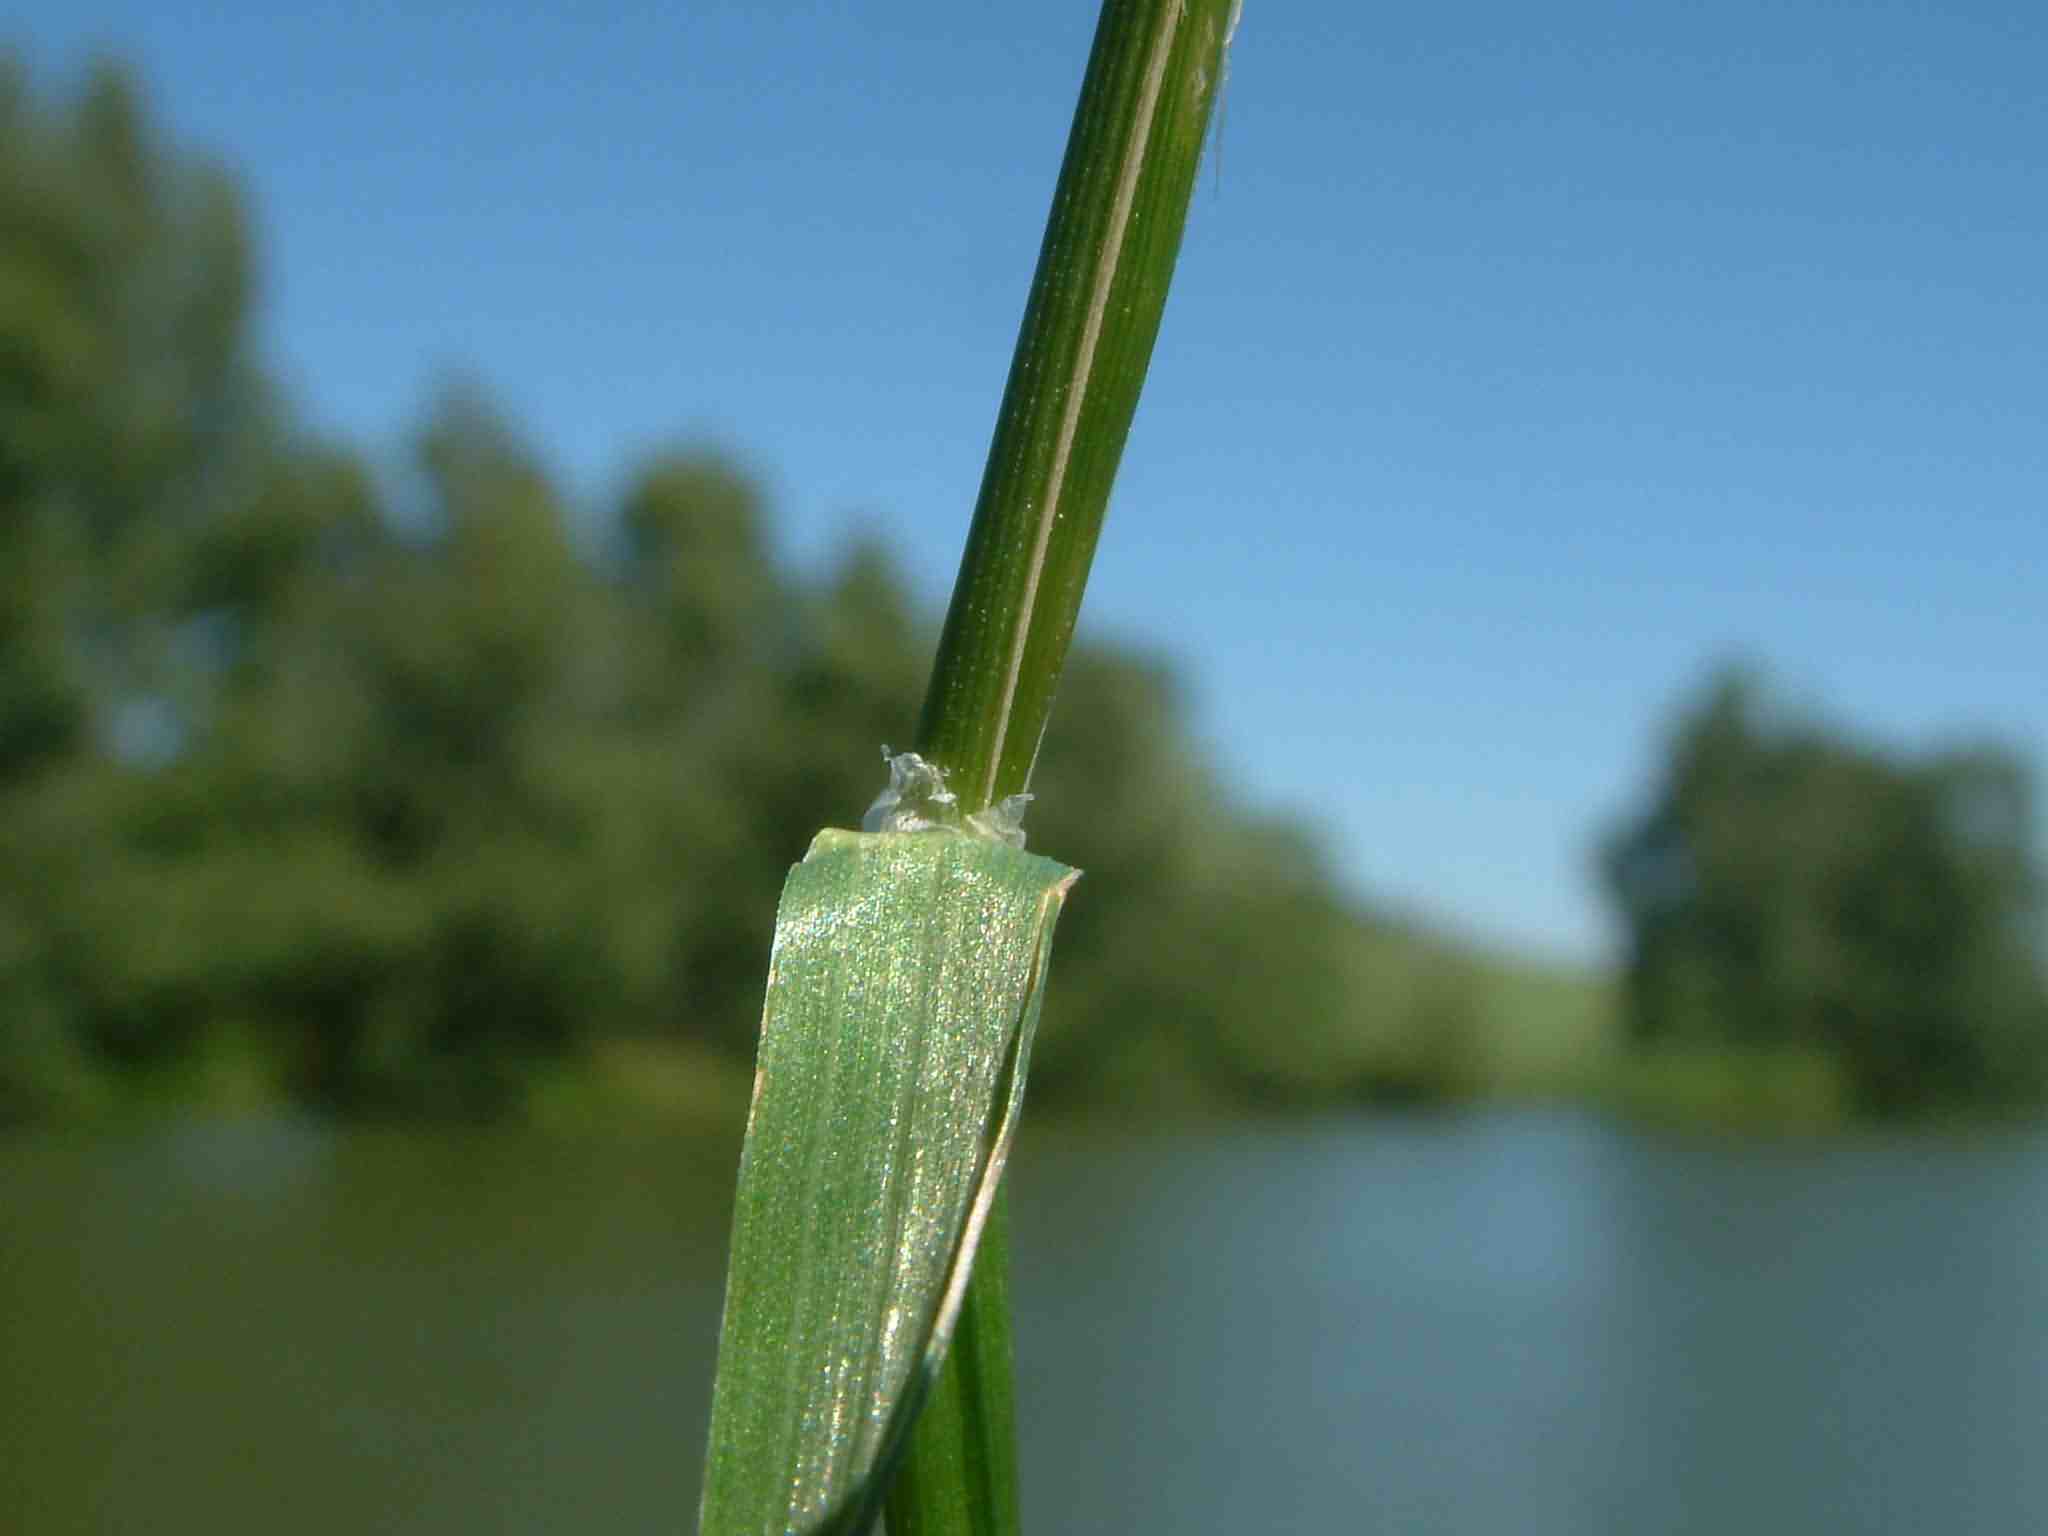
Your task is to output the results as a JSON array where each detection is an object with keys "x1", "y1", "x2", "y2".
[{"x1": 4, "y1": 1110, "x2": 2044, "y2": 1533}]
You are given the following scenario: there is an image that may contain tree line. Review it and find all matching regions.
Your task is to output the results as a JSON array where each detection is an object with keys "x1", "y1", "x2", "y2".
[
  {"x1": 1601, "y1": 667, "x2": 2047, "y2": 1118},
  {"x1": 0, "y1": 58, "x2": 1485, "y2": 1125},
  {"x1": 4, "y1": 56, "x2": 2042, "y2": 1127}
]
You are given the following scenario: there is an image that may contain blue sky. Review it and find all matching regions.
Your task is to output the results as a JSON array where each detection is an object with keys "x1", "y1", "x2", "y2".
[{"x1": 17, "y1": 0, "x2": 2047, "y2": 963}]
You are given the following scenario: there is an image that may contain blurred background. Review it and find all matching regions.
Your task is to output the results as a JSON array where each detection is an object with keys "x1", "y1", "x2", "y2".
[{"x1": 3, "y1": 2, "x2": 2045, "y2": 1532}]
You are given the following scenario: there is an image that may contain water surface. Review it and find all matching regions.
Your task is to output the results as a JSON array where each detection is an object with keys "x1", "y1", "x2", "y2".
[{"x1": 4, "y1": 1112, "x2": 2043, "y2": 1533}]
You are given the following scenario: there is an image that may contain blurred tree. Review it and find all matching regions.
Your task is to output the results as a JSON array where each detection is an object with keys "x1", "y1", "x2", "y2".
[
  {"x1": 2, "y1": 54, "x2": 298, "y2": 1117},
  {"x1": 616, "y1": 451, "x2": 784, "y2": 707},
  {"x1": 583, "y1": 451, "x2": 801, "y2": 1060},
  {"x1": 670, "y1": 534, "x2": 927, "y2": 1055},
  {"x1": 1602, "y1": 665, "x2": 2048, "y2": 1115},
  {"x1": 1, "y1": 55, "x2": 271, "y2": 767},
  {"x1": 1022, "y1": 650, "x2": 1449, "y2": 1113},
  {"x1": 0, "y1": 52, "x2": 1519, "y2": 1128}
]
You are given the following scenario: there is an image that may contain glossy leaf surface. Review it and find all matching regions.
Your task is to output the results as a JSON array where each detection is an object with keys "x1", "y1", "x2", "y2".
[{"x1": 699, "y1": 829, "x2": 1077, "y2": 1536}]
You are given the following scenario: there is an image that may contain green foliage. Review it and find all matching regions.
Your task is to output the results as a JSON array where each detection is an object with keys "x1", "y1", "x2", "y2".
[
  {"x1": 1602, "y1": 665, "x2": 2048, "y2": 1117},
  {"x1": 4, "y1": 56, "x2": 1481, "y2": 1130},
  {"x1": 1595, "y1": 1041, "x2": 1853, "y2": 1135},
  {"x1": 13, "y1": 58, "x2": 2037, "y2": 1136}
]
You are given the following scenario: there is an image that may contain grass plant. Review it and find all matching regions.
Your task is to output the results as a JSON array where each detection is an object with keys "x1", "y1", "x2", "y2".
[
  {"x1": 891, "y1": 3, "x2": 1237, "y2": 1530},
  {"x1": 699, "y1": 3, "x2": 1238, "y2": 1531}
]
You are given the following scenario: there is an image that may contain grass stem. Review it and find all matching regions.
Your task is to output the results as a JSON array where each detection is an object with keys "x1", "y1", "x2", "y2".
[{"x1": 893, "y1": 3, "x2": 1238, "y2": 1531}]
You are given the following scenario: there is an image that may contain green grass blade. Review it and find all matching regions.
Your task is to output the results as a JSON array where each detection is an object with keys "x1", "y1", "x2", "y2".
[
  {"x1": 897, "y1": 4, "x2": 1239, "y2": 1532},
  {"x1": 697, "y1": 828, "x2": 1077, "y2": 1536}
]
